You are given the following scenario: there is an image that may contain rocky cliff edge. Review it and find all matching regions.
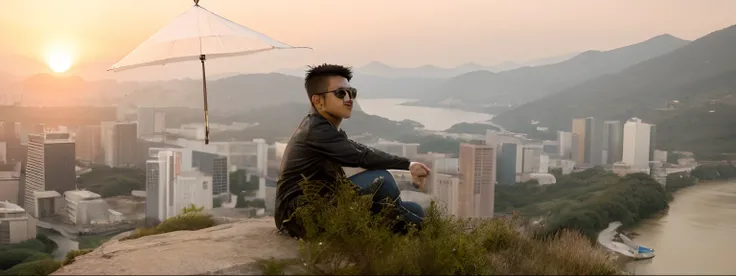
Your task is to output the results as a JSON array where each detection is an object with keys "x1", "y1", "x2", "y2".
[{"x1": 53, "y1": 217, "x2": 301, "y2": 275}]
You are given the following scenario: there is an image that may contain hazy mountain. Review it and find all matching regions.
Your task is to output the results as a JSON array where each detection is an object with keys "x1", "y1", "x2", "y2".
[
  {"x1": 219, "y1": 101, "x2": 415, "y2": 142},
  {"x1": 274, "y1": 53, "x2": 580, "y2": 80},
  {"x1": 415, "y1": 34, "x2": 690, "y2": 107},
  {"x1": 493, "y1": 25, "x2": 736, "y2": 158},
  {"x1": 522, "y1": 52, "x2": 581, "y2": 67},
  {"x1": 273, "y1": 66, "x2": 445, "y2": 99},
  {"x1": 349, "y1": 74, "x2": 445, "y2": 99},
  {"x1": 356, "y1": 62, "x2": 471, "y2": 79}
]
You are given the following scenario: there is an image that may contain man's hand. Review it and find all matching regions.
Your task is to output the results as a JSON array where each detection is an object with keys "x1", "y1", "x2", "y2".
[
  {"x1": 409, "y1": 162, "x2": 431, "y2": 191},
  {"x1": 409, "y1": 162, "x2": 431, "y2": 177}
]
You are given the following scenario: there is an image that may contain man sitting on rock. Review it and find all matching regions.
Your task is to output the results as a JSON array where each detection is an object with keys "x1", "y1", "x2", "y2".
[{"x1": 274, "y1": 64, "x2": 431, "y2": 238}]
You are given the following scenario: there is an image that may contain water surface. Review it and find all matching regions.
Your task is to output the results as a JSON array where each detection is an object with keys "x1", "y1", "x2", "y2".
[{"x1": 627, "y1": 181, "x2": 736, "y2": 275}]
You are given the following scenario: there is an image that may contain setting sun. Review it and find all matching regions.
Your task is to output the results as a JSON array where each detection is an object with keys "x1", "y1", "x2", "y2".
[{"x1": 48, "y1": 50, "x2": 72, "y2": 73}]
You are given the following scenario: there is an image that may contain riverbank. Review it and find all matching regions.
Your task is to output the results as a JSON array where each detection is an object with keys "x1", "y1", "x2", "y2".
[{"x1": 399, "y1": 100, "x2": 511, "y2": 115}]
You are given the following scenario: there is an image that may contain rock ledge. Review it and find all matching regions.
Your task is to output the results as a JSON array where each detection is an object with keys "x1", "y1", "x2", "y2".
[{"x1": 53, "y1": 217, "x2": 300, "y2": 275}]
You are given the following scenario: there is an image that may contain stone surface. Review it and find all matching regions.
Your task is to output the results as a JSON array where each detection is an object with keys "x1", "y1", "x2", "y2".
[{"x1": 53, "y1": 217, "x2": 301, "y2": 275}]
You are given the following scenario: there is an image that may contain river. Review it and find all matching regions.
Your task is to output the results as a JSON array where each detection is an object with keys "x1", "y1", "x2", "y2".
[
  {"x1": 357, "y1": 98, "x2": 493, "y2": 131},
  {"x1": 626, "y1": 180, "x2": 736, "y2": 275}
]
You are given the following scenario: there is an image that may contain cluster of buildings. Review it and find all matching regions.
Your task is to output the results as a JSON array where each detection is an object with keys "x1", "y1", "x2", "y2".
[
  {"x1": 556, "y1": 117, "x2": 669, "y2": 180},
  {"x1": 364, "y1": 116, "x2": 676, "y2": 220},
  {"x1": 0, "y1": 106, "x2": 222, "y2": 244},
  {"x1": 0, "y1": 120, "x2": 117, "y2": 244}
]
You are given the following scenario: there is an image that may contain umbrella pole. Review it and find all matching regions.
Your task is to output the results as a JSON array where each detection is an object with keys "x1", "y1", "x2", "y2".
[{"x1": 200, "y1": 54, "x2": 210, "y2": 145}]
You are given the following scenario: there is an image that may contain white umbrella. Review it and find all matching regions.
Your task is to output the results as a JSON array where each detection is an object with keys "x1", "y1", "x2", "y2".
[{"x1": 109, "y1": 0, "x2": 310, "y2": 144}]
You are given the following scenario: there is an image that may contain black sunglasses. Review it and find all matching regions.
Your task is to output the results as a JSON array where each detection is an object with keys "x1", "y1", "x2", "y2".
[{"x1": 318, "y1": 87, "x2": 358, "y2": 100}]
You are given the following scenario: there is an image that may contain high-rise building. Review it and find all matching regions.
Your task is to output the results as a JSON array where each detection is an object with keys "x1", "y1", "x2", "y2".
[
  {"x1": 496, "y1": 143, "x2": 518, "y2": 185},
  {"x1": 557, "y1": 131, "x2": 574, "y2": 159},
  {"x1": 212, "y1": 156, "x2": 228, "y2": 195},
  {"x1": 101, "y1": 122, "x2": 138, "y2": 167},
  {"x1": 145, "y1": 150, "x2": 181, "y2": 224},
  {"x1": 602, "y1": 121, "x2": 624, "y2": 164},
  {"x1": 0, "y1": 201, "x2": 36, "y2": 244},
  {"x1": 1, "y1": 121, "x2": 23, "y2": 164},
  {"x1": 539, "y1": 155, "x2": 550, "y2": 173},
  {"x1": 570, "y1": 133, "x2": 579, "y2": 164},
  {"x1": 153, "y1": 111, "x2": 166, "y2": 134},
  {"x1": 571, "y1": 117, "x2": 602, "y2": 165},
  {"x1": 100, "y1": 121, "x2": 115, "y2": 165},
  {"x1": 24, "y1": 132, "x2": 76, "y2": 218},
  {"x1": 0, "y1": 171, "x2": 20, "y2": 204},
  {"x1": 649, "y1": 124, "x2": 657, "y2": 163},
  {"x1": 137, "y1": 107, "x2": 167, "y2": 138},
  {"x1": 146, "y1": 149, "x2": 213, "y2": 224},
  {"x1": 458, "y1": 143, "x2": 496, "y2": 218},
  {"x1": 145, "y1": 159, "x2": 162, "y2": 226},
  {"x1": 622, "y1": 118, "x2": 652, "y2": 171},
  {"x1": 191, "y1": 150, "x2": 229, "y2": 196},
  {"x1": 75, "y1": 125, "x2": 102, "y2": 162},
  {"x1": 432, "y1": 173, "x2": 461, "y2": 216},
  {"x1": 521, "y1": 144, "x2": 543, "y2": 173}
]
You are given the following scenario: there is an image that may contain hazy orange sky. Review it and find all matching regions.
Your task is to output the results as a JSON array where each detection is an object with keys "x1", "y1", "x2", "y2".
[{"x1": 1, "y1": 0, "x2": 735, "y2": 80}]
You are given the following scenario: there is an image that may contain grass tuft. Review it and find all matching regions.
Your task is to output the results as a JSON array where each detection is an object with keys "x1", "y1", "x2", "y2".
[
  {"x1": 292, "y1": 177, "x2": 622, "y2": 275},
  {"x1": 122, "y1": 204, "x2": 215, "y2": 241}
]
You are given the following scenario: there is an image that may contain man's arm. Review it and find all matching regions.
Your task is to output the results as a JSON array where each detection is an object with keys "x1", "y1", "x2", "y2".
[{"x1": 304, "y1": 122, "x2": 410, "y2": 170}]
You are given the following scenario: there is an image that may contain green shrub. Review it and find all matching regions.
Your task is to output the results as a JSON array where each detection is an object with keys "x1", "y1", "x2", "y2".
[
  {"x1": 0, "y1": 249, "x2": 50, "y2": 270},
  {"x1": 35, "y1": 234, "x2": 58, "y2": 254},
  {"x1": 22, "y1": 252, "x2": 52, "y2": 263},
  {"x1": 63, "y1": 249, "x2": 94, "y2": 265},
  {"x1": 292, "y1": 178, "x2": 621, "y2": 275},
  {"x1": 253, "y1": 257, "x2": 299, "y2": 275},
  {"x1": 494, "y1": 168, "x2": 672, "y2": 241},
  {"x1": 122, "y1": 205, "x2": 215, "y2": 241},
  {"x1": 1, "y1": 259, "x2": 62, "y2": 276},
  {"x1": 0, "y1": 239, "x2": 47, "y2": 253},
  {"x1": 78, "y1": 235, "x2": 113, "y2": 250}
]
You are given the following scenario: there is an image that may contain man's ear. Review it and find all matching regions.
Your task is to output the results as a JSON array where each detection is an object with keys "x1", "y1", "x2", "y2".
[{"x1": 310, "y1": 95, "x2": 322, "y2": 107}]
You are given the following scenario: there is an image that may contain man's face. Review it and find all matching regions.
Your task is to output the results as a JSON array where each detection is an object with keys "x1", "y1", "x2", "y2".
[{"x1": 321, "y1": 76, "x2": 355, "y2": 119}]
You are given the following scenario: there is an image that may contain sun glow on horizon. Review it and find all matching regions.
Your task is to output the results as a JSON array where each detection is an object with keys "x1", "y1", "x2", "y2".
[{"x1": 47, "y1": 49, "x2": 73, "y2": 73}]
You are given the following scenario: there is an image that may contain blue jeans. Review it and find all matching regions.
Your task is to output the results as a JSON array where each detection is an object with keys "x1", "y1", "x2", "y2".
[{"x1": 349, "y1": 170, "x2": 425, "y2": 233}]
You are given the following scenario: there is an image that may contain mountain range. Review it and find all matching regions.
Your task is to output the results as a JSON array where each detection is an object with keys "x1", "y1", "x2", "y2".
[
  {"x1": 492, "y1": 24, "x2": 736, "y2": 158},
  {"x1": 411, "y1": 34, "x2": 691, "y2": 109},
  {"x1": 0, "y1": 51, "x2": 581, "y2": 109},
  {"x1": 276, "y1": 52, "x2": 580, "y2": 79}
]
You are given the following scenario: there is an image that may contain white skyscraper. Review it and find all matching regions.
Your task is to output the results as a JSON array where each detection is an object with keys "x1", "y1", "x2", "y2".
[
  {"x1": 137, "y1": 107, "x2": 166, "y2": 138},
  {"x1": 521, "y1": 144, "x2": 543, "y2": 173},
  {"x1": 557, "y1": 131, "x2": 574, "y2": 159},
  {"x1": 622, "y1": 118, "x2": 652, "y2": 171},
  {"x1": 146, "y1": 149, "x2": 213, "y2": 223}
]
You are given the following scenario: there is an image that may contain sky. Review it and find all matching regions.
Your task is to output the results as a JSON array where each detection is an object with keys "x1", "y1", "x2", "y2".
[{"x1": 1, "y1": 0, "x2": 736, "y2": 81}]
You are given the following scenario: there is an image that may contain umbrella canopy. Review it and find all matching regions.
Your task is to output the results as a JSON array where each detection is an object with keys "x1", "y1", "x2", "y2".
[
  {"x1": 109, "y1": 1, "x2": 306, "y2": 72},
  {"x1": 109, "y1": 0, "x2": 309, "y2": 144}
]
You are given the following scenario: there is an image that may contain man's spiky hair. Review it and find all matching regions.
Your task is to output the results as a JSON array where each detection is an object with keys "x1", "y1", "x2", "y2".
[{"x1": 304, "y1": 64, "x2": 353, "y2": 97}]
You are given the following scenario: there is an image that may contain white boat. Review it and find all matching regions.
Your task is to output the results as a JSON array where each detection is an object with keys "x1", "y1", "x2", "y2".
[{"x1": 617, "y1": 233, "x2": 656, "y2": 260}]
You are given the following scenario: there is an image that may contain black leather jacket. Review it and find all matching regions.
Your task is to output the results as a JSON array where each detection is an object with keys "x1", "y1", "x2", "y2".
[{"x1": 274, "y1": 112, "x2": 411, "y2": 231}]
